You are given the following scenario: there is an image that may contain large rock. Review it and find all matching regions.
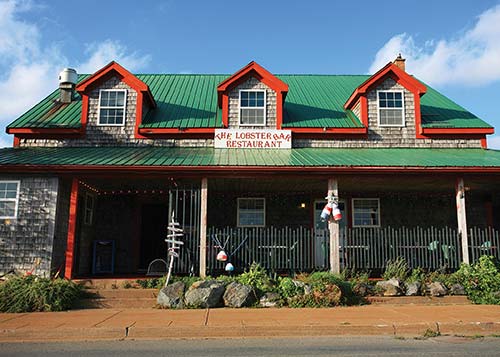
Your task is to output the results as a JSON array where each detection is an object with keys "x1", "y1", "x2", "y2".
[
  {"x1": 449, "y1": 284, "x2": 466, "y2": 295},
  {"x1": 353, "y1": 282, "x2": 373, "y2": 297},
  {"x1": 376, "y1": 278, "x2": 403, "y2": 296},
  {"x1": 427, "y1": 282, "x2": 448, "y2": 297},
  {"x1": 259, "y1": 292, "x2": 281, "y2": 308},
  {"x1": 312, "y1": 283, "x2": 343, "y2": 306},
  {"x1": 223, "y1": 282, "x2": 257, "y2": 308},
  {"x1": 184, "y1": 280, "x2": 225, "y2": 308},
  {"x1": 405, "y1": 281, "x2": 422, "y2": 296},
  {"x1": 157, "y1": 281, "x2": 185, "y2": 308}
]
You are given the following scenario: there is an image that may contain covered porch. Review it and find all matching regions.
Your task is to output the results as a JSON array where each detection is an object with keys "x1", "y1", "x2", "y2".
[{"x1": 63, "y1": 172, "x2": 500, "y2": 278}]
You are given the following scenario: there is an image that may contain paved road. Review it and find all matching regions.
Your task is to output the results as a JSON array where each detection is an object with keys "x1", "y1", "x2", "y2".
[{"x1": 1, "y1": 336, "x2": 500, "y2": 356}]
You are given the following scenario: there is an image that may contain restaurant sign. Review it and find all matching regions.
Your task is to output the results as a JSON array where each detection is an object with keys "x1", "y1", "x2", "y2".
[{"x1": 214, "y1": 129, "x2": 292, "y2": 149}]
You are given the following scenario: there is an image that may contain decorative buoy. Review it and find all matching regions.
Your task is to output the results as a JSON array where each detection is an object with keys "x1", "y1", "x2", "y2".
[
  {"x1": 332, "y1": 205, "x2": 342, "y2": 221},
  {"x1": 217, "y1": 250, "x2": 228, "y2": 261},
  {"x1": 320, "y1": 203, "x2": 333, "y2": 221},
  {"x1": 225, "y1": 262, "x2": 234, "y2": 272}
]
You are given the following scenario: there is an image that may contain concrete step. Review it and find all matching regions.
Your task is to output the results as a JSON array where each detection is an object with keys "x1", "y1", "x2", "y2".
[
  {"x1": 367, "y1": 295, "x2": 470, "y2": 305},
  {"x1": 75, "y1": 278, "x2": 156, "y2": 290},
  {"x1": 79, "y1": 288, "x2": 158, "y2": 309}
]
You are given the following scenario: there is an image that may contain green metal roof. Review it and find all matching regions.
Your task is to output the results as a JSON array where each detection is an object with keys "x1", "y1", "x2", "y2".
[
  {"x1": 6, "y1": 74, "x2": 492, "y2": 130},
  {"x1": 0, "y1": 147, "x2": 499, "y2": 168}
]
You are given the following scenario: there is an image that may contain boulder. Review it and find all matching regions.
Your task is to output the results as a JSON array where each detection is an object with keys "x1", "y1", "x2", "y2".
[
  {"x1": 449, "y1": 284, "x2": 466, "y2": 296},
  {"x1": 405, "y1": 281, "x2": 421, "y2": 296},
  {"x1": 311, "y1": 283, "x2": 343, "y2": 306},
  {"x1": 376, "y1": 278, "x2": 403, "y2": 296},
  {"x1": 157, "y1": 281, "x2": 185, "y2": 308},
  {"x1": 353, "y1": 282, "x2": 373, "y2": 297},
  {"x1": 259, "y1": 292, "x2": 281, "y2": 308},
  {"x1": 427, "y1": 281, "x2": 448, "y2": 297},
  {"x1": 184, "y1": 280, "x2": 225, "y2": 308},
  {"x1": 223, "y1": 282, "x2": 257, "y2": 308}
]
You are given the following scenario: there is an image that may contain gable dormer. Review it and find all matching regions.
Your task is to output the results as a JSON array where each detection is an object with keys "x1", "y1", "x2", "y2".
[
  {"x1": 217, "y1": 61, "x2": 289, "y2": 129},
  {"x1": 344, "y1": 57, "x2": 427, "y2": 139},
  {"x1": 76, "y1": 61, "x2": 156, "y2": 140}
]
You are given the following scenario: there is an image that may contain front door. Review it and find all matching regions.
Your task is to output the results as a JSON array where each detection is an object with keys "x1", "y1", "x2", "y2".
[
  {"x1": 140, "y1": 204, "x2": 169, "y2": 270},
  {"x1": 313, "y1": 200, "x2": 347, "y2": 268}
]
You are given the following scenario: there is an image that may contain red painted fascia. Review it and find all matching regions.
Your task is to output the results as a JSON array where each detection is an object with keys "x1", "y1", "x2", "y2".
[
  {"x1": 344, "y1": 62, "x2": 427, "y2": 110},
  {"x1": 217, "y1": 61, "x2": 289, "y2": 129},
  {"x1": 7, "y1": 128, "x2": 83, "y2": 135},
  {"x1": 290, "y1": 127, "x2": 367, "y2": 134},
  {"x1": 76, "y1": 61, "x2": 156, "y2": 106},
  {"x1": 13, "y1": 136, "x2": 20, "y2": 147},
  {"x1": 138, "y1": 128, "x2": 216, "y2": 135},
  {"x1": 421, "y1": 127, "x2": 494, "y2": 135}
]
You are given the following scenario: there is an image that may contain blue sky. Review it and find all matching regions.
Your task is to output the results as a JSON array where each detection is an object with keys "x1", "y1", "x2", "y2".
[{"x1": 0, "y1": 0, "x2": 499, "y2": 147}]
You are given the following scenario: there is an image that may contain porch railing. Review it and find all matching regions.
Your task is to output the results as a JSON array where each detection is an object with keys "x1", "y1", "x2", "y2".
[
  {"x1": 340, "y1": 227, "x2": 461, "y2": 271},
  {"x1": 469, "y1": 227, "x2": 500, "y2": 263},
  {"x1": 207, "y1": 226, "x2": 315, "y2": 273},
  {"x1": 200, "y1": 226, "x2": 500, "y2": 275}
]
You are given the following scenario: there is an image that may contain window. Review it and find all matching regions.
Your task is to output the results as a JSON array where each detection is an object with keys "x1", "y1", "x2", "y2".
[
  {"x1": 352, "y1": 198, "x2": 380, "y2": 227},
  {"x1": 378, "y1": 91, "x2": 404, "y2": 126},
  {"x1": 237, "y1": 198, "x2": 265, "y2": 227},
  {"x1": 239, "y1": 90, "x2": 266, "y2": 126},
  {"x1": 84, "y1": 193, "x2": 95, "y2": 225},
  {"x1": 0, "y1": 181, "x2": 19, "y2": 219},
  {"x1": 98, "y1": 89, "x2": 127, "y2": 125}
]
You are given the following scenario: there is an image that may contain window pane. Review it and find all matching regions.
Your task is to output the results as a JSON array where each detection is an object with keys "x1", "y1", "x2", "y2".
[
  {"x1": 394, "y1": 92, "x2": 402, "y2": 100},
  {"x1": 116, "y1": 92, "x2": 125, "y2": 106},
  {"x1": 6, "y1": 183, "x2": 17, "y2": 190},
  {"x1": 238, "y1": 199, "x2": 265, "y2": 226},
  {"x1": 0, "y1": 201, "x2": 15, "y2": 217},
  {"x1": 241, "y1": 108, "x2": 264, "y2": 125},
  {"x1": 380, "y1": 109, "x2": 403, "y2": 126},
  {"x1": 353, "y1": 199, "x2": 379, "y2": 226},
  {"x1": 379, "y1": 92, "x2": 386, "y2": 99}
]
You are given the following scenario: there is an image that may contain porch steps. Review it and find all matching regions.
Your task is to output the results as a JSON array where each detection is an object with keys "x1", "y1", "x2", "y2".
[
  {"x1": 79, "y1": 288, "x2": 158, "y2": 309},
  {"x1": 366, "y1": 295, "x2": 470, "y2": 305}
]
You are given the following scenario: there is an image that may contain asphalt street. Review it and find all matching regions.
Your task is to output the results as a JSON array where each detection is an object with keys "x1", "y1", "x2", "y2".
[{"x1": 1, "y1": 336, "x2": 500, "y2": 356}]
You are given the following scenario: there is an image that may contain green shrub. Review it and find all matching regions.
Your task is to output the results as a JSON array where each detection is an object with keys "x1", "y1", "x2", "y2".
[
  {"x1": 277, "y1": 277, "x2": 303, "y2": 300},
  {"x1": 382, "y1": 257, "x2": 409, "y2": 281},
  {"x1": 0, "y1": 275, "x2": 82, "y2": 313},
  {"x1": 406, "y1": 267, "x2": 426, "y2": 284},
  {"x1": 236, "y1": 263, "x2": 274, "y2": 293},
  {"x1": 136, "y1": 277, "x2": 166, "y2": 289},
  {"x1": 455, "y1": 255, "x2": 500, "y2": 304}
]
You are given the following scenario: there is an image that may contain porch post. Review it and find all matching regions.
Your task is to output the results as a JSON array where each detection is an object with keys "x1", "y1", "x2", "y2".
[
  {"x1": 64, "y1": 178, "x2": 79, "y2": 279},
  {"x1": 456, "y1": 178, "x2": 469, "y2": 265},
  {"x1": 328, "y1": 178, "x2": 340, "y2": 274},
  {"x1": 199, "y1": 177, "x2": 208, "y2": 278}
]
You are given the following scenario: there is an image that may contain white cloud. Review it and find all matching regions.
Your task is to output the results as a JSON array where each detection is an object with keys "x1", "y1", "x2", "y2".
[
  {"x1": 0, "y1": 0, "x2": 151, "y2": 148},
  {"x1": 369, "y1": 4, "x2": 500, "y2": 86},
  {"x1": 78, "y1": 40, "x2": 151, "y2": 74},
  {"x1": 488, "y1": 136, "x2": 500, "y2": 150}
]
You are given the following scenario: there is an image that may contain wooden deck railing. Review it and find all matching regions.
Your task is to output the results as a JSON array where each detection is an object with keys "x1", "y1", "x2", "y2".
[{"x1": 180, "y1": 226, "x2": 500, "y2": 275}]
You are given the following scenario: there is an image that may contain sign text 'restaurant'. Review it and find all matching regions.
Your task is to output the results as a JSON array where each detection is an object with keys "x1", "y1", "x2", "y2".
[{"x1": 214, "y1": 129, "x2": 292, "y2": 149}]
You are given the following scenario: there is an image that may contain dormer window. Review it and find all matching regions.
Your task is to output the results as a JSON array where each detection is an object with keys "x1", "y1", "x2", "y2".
[
  {"x1": 239, "y1": 90, "x2": 266, "y2": 126},
  {"x1": 378, "y1": 91, "x2": 404, "y2": 127},
  {"x1": 98, "y1": 89, "x2": 127, "y2": 126}
]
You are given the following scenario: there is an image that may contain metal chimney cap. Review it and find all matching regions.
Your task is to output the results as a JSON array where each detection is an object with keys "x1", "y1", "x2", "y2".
[{"x1": 58, "y1": 68, "x2": 78, "y2": 85}]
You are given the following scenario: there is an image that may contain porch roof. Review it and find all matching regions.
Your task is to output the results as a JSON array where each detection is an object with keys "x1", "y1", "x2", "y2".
[{"x1": 1, "y1": 147, "x2": 500, "y2": 171}]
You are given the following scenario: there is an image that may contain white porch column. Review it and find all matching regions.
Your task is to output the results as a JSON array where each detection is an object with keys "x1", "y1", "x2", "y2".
[
  {"x1": 456, "y1": 178, "x2": 469, "y2": 264},
  {"x1": 199, "y1": 177, "x2": 208, "y2": 278},
  {"x1": 328, "y1": 178, "x2": 340, "y2": 274}
]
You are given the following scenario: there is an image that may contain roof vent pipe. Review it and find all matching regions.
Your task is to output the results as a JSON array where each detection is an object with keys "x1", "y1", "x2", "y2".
[{"x1": 58, "y1": 68, "x2": 78, "y2": 103}]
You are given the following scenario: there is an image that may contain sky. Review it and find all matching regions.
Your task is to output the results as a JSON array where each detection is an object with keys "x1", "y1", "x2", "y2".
[{"x1": 0, "y1": 0, "x2": 499, "y2": 148}]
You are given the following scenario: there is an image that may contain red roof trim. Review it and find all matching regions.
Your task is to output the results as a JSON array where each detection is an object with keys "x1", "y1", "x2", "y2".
[
  {"x1": 6, "y1": 128, "x2": 83, "y2": 135},
  {"x1": 344, "y1": 62, "x2": 427, "y2": 110},
  {"x1": 76, "y1": 61, "x2": 156, "y2": 107},
  {"x1": 139, "y1": 128, "x2": 216, "y2": 135},
  {"x1": 421, "y1": 127, "x2": 494, "y2": 135},
  {"x1": 290, "y1": 127, "x2": 367, "y2": 134}
]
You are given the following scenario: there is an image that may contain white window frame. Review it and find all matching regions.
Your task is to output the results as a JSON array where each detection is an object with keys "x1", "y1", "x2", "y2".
[
  {"x1": 97, "y1": 89, "x2": 127, "y2": 126},
  {"x1": 0, "y1": 180, "x2": 20, "y2": 219},
  {"x1": 351, "y1": 198, "x2": 380, "y2": 228},
  {"x1": 238, "y1": 89, "x2": 266, "y2": 127},
  {"x1": 377, "y1": 90, "x2": 405, "y2": 127},
  {"x1": 237, "y1": 197, "x2": 266, "y2": 227},
  {"x1": 84, "y1": 192, "x2": 95, "y2": 225}
]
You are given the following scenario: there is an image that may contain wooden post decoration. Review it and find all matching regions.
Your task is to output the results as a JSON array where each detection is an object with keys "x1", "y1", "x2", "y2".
[
  {"x1": 164, "y1": 211, "x2": 184, "y2": 287},
  {"x1": 327, "y1": 178, "x2": 340, "y2": 274}
]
